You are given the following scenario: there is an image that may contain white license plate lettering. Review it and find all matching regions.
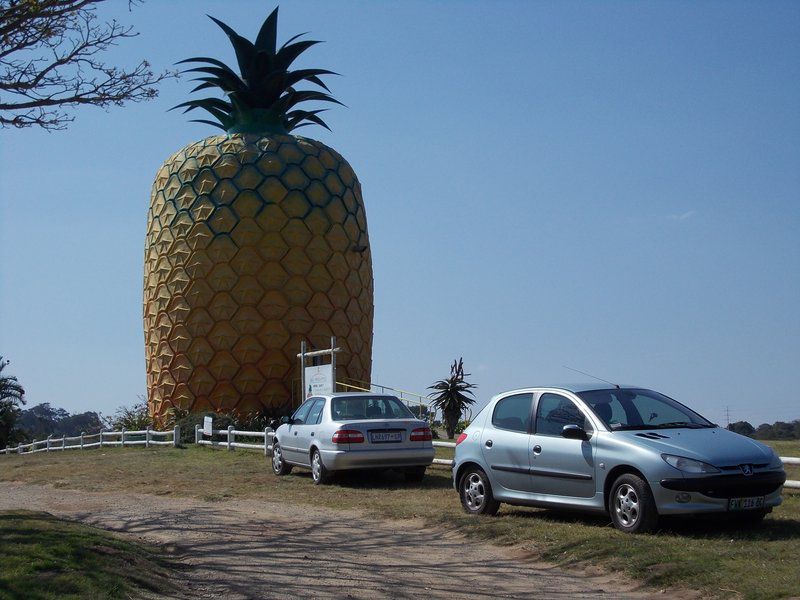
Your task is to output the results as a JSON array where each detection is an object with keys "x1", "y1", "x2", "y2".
[
  {"x1": 729, "y1": 496, "x2": 765, "y2": 511},
  {"x1": 370, "y1": 432, "x2": 402, "y2": 443}
]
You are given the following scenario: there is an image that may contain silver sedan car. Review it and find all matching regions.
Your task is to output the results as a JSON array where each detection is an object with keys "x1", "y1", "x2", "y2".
[
  {"x1": 453, "y1": 385, "x2": 786, "y2": 533},
  {"x1": 270, "y1": 393, "x2": 435, "y2": 484}
]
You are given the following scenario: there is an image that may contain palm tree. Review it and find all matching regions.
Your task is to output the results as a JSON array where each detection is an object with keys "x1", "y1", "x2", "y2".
[
  {"x1": 428, "y1": 358, "x2": 477, "y2": 439},
  {"x1": 0, "y1": 356, "x2": 26, "y2": 449}
]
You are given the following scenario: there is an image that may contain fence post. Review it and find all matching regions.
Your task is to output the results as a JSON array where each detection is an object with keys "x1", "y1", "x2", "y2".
[
  {"x1": 227, "y1": 425, "x2": 234, "y2": 451},
  {"x1": 173, "y1": 425, "x2": 180, "y2": 448},
  {"x1": 80, "y1": 432, "x2": 85, "y2": 450},
  {"x1": 62, "y1": 434, "x2": 66, "y2": 451},
  {"x1": 264, "y1": 427, "x2": 269, "y2": 456},
  {"x1": 17, "y1": 443, "x2": 22, "y2": 454},
  {"x1": 99, "y1": 430, "x2": 104, "y2": 448},
  {"x1": 121, "y1": 427, "x2": 126, "y2": 448},
  {"x1": 145, "y1": 428, "x2": 151, "y2": 448},
  {"x1": 194, "y1": 424, "x2": 200, "y2": 445},
  {"x1": 46, "y1": 435, "x2": 51, "y2": 452}
]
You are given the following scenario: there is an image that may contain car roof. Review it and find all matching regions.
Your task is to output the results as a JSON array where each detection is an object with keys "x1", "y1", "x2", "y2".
[{"x1": 500, "y1": 383, "x2": 641, "y2": 394}]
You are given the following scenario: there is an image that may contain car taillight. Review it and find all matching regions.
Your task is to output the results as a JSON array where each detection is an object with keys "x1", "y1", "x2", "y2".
[
  {"x1": 456, "y1": 433, "x2": 468, "y2": 445},
  {"x1": 332, "y1": 429, "x2": 364, "y2": 444},
  {"x1": 410, "y1": 427, "x2": 432, "y2": 442}
]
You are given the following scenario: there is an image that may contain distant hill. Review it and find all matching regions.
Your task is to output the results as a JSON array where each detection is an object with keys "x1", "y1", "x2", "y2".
[{"x1": 17, "y1": 403, "x2": 102, "y2": 440}]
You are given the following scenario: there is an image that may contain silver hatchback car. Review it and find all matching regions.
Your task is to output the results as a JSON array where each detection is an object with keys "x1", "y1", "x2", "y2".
[
  {"x1": 453, "y1": 385, "x2": 786, "y2": 533},
  {"x1": 271, "y1": 393, "x2": 435, "y2": 484}
]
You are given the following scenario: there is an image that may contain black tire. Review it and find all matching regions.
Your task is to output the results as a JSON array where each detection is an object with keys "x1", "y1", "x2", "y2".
[
  {"x1": 459, "y1": 466, "x2": 500, "y2": 516},
  {"x1": 608, "y1": 473, "x2": 659, "y2": 533},
  {"x1": 271, "y1": 442, "x2": 292, "y2": 476},
  {"x1": 404, "y1": 466, "x2": 427, "y2": 483},
  {"x1": 311, "y1": 448, "x2": 332, "y2": 485}
]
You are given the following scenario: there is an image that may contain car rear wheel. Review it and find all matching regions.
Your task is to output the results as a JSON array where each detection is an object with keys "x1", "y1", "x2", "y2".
[
  {"x1": 311, "y1": 448, "x2": 332, "y2": 485},
  {"x1": 609, "y1": 473, "x2": 658, "y2": 533},
  {"x1": 404, "y1": 466, "x2": 426, "y2": 483},
  {"x1": 271, "y1": 443, "x2": 292, "y2": 476},
  {"x1": 459, "y1": 466, "x2": 500, "y2": 516}
]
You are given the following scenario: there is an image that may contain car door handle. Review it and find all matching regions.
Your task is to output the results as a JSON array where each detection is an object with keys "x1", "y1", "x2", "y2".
[
  {"x1": 485, "y1": 440, "x2": 493, "y2": 448},
  {"x1": 532, "y1": 445, "x2": 542, "y2": 454}
]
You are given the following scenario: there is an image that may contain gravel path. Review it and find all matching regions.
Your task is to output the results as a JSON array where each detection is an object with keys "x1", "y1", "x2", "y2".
[{"x1": 0, "y1": 481, "x2": 650, "y2": 599}]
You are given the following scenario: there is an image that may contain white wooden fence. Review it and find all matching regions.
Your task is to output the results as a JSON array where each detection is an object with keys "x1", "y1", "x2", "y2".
[
  {"x1": 195, "y1": 424, "x2": 275, "y2": 455},
  {"x1": 0, "y1": 427, "x2": 180, "y2": 454},
  {"x1": 193, "y1": 427, "x2": 800, "y2": 489},
  {"x1": 3, "y1": 425, "x2": 798, "y2": 490}
]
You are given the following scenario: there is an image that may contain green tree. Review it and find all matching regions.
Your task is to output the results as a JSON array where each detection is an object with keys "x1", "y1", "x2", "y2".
[
  {"x1": 0, "y1": 356, "x2": 26, "y2": 448},
  {"x1": 17, "y1": 403, "x2": 102, "y2": 438},
  {"x1": 428, "y1": 358, "x2": 477, "y2": 440},
  {"x1": 728, "y1": 421, "x2": 755, "y2": 437}
]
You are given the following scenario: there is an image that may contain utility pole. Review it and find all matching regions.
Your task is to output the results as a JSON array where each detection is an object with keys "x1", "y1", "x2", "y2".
[{"x1": 724, "y1": 406, "x2": 731, "y2": 428}]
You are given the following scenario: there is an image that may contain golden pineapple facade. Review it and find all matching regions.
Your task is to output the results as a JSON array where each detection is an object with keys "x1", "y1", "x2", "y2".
[{"x1": 144, "y1": 133, "x2": 373, "y2": 422}]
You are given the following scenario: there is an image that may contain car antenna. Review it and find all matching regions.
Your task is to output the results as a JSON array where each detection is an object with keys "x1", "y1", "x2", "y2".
[{"x1": 562, "y1": 365, "x2": 620, "y2": 389}]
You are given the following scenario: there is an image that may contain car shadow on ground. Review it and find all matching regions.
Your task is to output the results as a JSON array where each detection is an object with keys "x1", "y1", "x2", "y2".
[
  {"x1": 288, "y1": 466, "x2": 455, "y2": 490},
  {"x1": 501, "y1": 504, "x2": 800, "y2": 541}
]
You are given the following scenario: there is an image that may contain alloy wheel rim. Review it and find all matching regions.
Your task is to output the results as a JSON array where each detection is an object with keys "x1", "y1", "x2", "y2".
[
  {"x1": 615, "y1": 483, "x2": 640, "y2": 527},
  {"x1": 312, "y1": 452, "x2": 321, "y2": 482},
  {"x1": 464, "y1": 473, "x2": 486, "y2": 510},
  {"x1": 272, "y1": 446, "x2": 282, "y2": 472}
]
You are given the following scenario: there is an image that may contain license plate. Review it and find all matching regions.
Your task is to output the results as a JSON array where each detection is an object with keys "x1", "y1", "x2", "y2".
[
  {"x1": 369, "y1": 431, "x2": 402, "y2": 443},
  {"x1": 729, "y1": 496, "x2": 765, "y2": 511}
]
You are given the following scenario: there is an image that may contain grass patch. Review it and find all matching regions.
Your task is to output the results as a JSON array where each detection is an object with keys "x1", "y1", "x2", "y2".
[
  {"x1": 1, "y1": 444, "x2": 799, "y2": 598},
  {"x1": 0, "y1": 510, "x2": 182, "y2": 600}
]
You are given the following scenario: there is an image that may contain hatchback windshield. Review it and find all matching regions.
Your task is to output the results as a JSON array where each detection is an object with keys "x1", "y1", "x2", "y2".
[
  {"x1": 577, "y1": 388, "x2": 714, "y2": 430},
  {"x1": 331, "y1": 396, "x2": 415, "y2": 421}
]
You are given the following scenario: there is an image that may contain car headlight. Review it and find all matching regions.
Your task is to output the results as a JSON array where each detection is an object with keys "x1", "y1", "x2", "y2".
[{"x1": 662, "y1": 454, "x2": 720, "y2": 474}]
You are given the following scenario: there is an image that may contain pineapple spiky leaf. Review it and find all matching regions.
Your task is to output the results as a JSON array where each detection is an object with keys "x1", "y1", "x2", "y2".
[
  {"x1": 173, "y1": 6, "x2": 340, "y2": 135},
  {"x1": 255, "y1": 7, "x2": 279, "y2": 53}
]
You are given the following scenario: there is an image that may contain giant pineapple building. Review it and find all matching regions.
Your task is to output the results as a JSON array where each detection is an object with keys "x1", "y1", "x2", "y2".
[{"x1": 143, "y1": 9, "x2": 373, "y2": 423}]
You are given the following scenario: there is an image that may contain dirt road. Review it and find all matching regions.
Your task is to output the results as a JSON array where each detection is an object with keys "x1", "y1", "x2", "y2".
[{"x1": 0, "y1": 481, "x2": 649, "y2": 599}]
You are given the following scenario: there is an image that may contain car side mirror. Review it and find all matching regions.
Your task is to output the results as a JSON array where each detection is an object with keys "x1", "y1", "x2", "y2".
[
  {"x1": 561, "y1": 424, "x2": 588, "y2": 440},
  {"x1": 280, "y1": 416, "x2": 292, "y2": 425}
]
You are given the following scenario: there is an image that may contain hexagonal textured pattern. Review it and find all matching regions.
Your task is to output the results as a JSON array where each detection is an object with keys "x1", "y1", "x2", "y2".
[{"x1": 145, "y1": 133, "x2": 373, "y2": 424}]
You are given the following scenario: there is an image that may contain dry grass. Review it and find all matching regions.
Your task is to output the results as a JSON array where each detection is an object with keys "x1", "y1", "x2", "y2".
[{"x1": 1, "y1": 443, "x2": 799, "y2": 599}]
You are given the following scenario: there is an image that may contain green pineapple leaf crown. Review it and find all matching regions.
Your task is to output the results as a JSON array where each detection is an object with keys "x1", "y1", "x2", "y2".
[{"x1": 172, "y1": 6, "x2": 341, "y2": 135}]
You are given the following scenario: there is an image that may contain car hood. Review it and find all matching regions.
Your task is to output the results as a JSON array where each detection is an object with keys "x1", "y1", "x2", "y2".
[{"x1": 615, "y1": 427, "x2": 773, "y2": 466}]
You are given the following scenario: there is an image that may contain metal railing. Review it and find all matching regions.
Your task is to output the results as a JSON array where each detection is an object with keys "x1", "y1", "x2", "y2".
[
  {"x1": 0, "y1": 427, "x2": 180, "y2": 454},
  {"x1": 336, "y1": 378, "x2": 432, "y2": 413}
]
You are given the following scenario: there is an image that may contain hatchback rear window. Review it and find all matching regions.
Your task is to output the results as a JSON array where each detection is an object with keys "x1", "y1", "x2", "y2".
[{"x1": 331, "y1": 396, "x2": 415, "y2": 421}]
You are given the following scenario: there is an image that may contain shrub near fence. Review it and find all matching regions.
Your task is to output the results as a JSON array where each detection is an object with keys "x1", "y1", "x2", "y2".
[{"x1": 0, "y1": 427, "x2": 179, "y2": 454}]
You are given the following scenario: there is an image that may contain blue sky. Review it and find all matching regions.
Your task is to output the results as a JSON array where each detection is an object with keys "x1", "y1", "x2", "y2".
[{"x1": 1, "y1": 0, "x2": 798, "y2": 426}]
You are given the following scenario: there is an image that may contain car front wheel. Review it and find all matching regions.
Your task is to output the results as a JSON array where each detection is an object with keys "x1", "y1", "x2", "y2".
[
  {"x1": 459, "y1": 466, "x2": 500, "y2": 516},
  {"x1": 311, "y1": 448, "x2": 332, "y2": 485},
  {"x1": 609, "y1": 473, "x2": 659, "y2": 533},
  {"x1": 271, "y1": 443, "x2": 292, "y2": 476}
]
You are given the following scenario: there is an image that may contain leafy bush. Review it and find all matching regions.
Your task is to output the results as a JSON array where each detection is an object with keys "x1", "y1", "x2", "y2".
[
  {"x1": 171, "y1": 404, "x2": 294, "y2": 445},
  {"x1": 454, "y1": 420, "x2": 471, "y2": 435},
  {"x1": 102, "y1": 398, "x2": 151, "y2": 431}
]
